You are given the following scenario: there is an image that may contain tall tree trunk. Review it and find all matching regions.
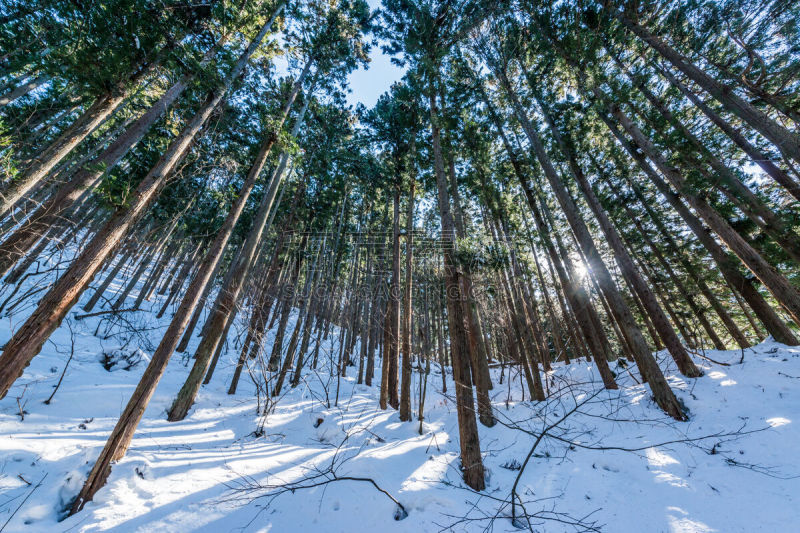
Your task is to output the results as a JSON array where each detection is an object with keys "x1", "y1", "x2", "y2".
[
  {"x1": 82, "y1": 246, "x2": 134, "y2": 312},
  {"x1": 157, "y1": 246, "x2": 202, "y2": 319},
  {"x1": 429, "y1": 89, "x2": 484, "y2": 491},
  {"x1": 57, "y1": 17, "x2": 288, "y2": 512},
  {"x1": 447, "y1": 162, "x2": 494, "y2": 425},
  {"x1": 601, "y1": 114, "x2": 799, "y2": 345},
  {"x1": 0, "y1": 57, "x2": 162, "y2": 217},
  {"x1": 532, "y1": 89, "x2": 700, "y2": 377},
  {"x1": 475, "y1": 76, "x2": 614, "y2": 374},
  {"x1": 288, "y1": 241, "x2": 325, "y2": 389},
  {"x1": 380, "y1": 184, "x2": 401, "y2": 410},
  {"x1": 399, "y1": 180, "x2": 415, "y2": 421},
  {"x1": 597, "y1": 160, "x2": 751, "y2": 349},
  {"x1": 0, "y1": 35, "x2": 232, "y2": 275},
  {"x1": 611, "y1": 51, "x2": 800, "y2": 260},
  {"x1": 492, "y1": 60, "x2": 684, "y2": 419},
  {"x1": 655, "y1": 64, "x2": 800, "y2": 202},
  {"x1": 606, "y1": 102, "x2": 800, "y2": 329},
  {"x1": 166, "y1": 87, "x2": 313, "y2": 421}
]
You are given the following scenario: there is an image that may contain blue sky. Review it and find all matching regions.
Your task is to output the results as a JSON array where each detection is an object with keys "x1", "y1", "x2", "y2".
[
  {"x1": 270, "y1": 0, "x2": 406, "y2": 110},
  {"x1": 344, "y1": 0, "x2": 406, "y2": 109}
]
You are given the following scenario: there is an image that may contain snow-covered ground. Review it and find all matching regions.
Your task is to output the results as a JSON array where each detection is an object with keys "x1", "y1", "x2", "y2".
[{"x1": 1, "y1": 269, "x2": 800, "y2": 532}]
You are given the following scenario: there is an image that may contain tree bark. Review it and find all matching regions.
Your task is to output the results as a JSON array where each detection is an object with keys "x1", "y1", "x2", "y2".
[
  {"x1": 492, "y1": 59, "x2": 683, "y2": 419},
  {"x1": 532, "y1": 89, "x2": 701, "y2": 377},
  {"x1": 429, "y1": 89, "x2": 484, "y2": 490},
  {"x1": 601, "y1": 113, "x2": 799, "y2": 345},
  {"x1": 399, "y1": 180, "x2": 414, "y2": 421}
]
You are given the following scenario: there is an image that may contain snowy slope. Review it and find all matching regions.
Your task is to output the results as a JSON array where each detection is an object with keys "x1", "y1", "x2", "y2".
[{"x1": 1, "y1": 270, "x2": 800, "y2": 532}]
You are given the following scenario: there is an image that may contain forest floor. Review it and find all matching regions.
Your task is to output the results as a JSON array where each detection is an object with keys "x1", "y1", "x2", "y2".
[{"x1": 1, "y1": 282, "x2": 800, "y2": 532}]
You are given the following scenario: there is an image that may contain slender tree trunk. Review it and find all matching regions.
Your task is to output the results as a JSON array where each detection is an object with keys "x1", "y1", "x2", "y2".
[
  {"x1": 380, "y1": 185, "x2": 401, "y2": 410},
  {"x1": 607, "y1": 102, "x2": 800, "y2": 329},
  {"x1": 429, "y1": 89, "x2": 484, "y2": 490},
  {"x1": 268, "y1": 232, "x2": 308, "y2": 376},
  {"x1": 57, "y1": 17, "x2": 288, "y2": 512},
  {"x1": 598, "y1": 163, "x2": 751, "y2": 349},
  {"x1": 0, "y1": 46, "x2": 214, "y2": 275},
  {"x1": 611, "y1": 53, "x2": 800, "y2": 261},
  {"x1": 493, "y1": 60, "x2": 683, "y2": 419},
  {"x1": 166, "y1": 85, "x2": 313, "y2": 422},
  {"x1": 157, "y1": 246, "x2": 202, "y2": 319},
  {"x1": 447, "y1": 158, "x2": 494, "y2": 425},
  {"x1": 0, "y1": 75, "x2": 48, "y2": 107},
  {"x1": 0, "y1": 58, "x2": 161, "y2": 217},
  {"x1": 399, "y1": 180, "x2": 414, "y2": 421},
  {"x1": 288, "y1": 242, "x2": 325, "y2": 389},
  {"x1": 601, "y1": 114, "x2": 799, "y2": 345},
  {"x1": 82, "y1": 246, "x2": 134, "y2": 312},
  {"x1": 654, "y1": 64, "x2": 800, "y2": 202},
  {"x1": 533, "y1": 90, "x2": 700, "y2": 377}
]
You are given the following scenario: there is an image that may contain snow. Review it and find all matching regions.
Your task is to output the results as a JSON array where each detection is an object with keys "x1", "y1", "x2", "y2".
[{"x1": 1, "y1": 263, "x2": 800, "y2": 532}]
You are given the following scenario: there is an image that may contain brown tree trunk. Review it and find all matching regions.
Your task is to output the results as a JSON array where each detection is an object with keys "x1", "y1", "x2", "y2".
[
  {"x1": 165, "y1": 71, "x2": 312, "y2": 421},
  {"x1": 0, "y1": 74, "x2": 48, "y2": 107},
  {"x1": 598, "y1": 164, "x2": 751, "y2": 349},
  {"x1": 58, "y1": 15, "x2": 287, "y2": 512},
  {"x1": 0, "y1": 58, "x2": 161, "y2": 217},
  {"x1": 493, "y1": 61, "x2": 683, "y2": 419},
  {"x1": 601, "y1": 113, "x2": 799, "y2": 345},
  {"x1": 655, "y1": 64, "x2": 800, "y2": 202},
  {"x1": 476, "y1": 77, "x2": 615, "y2": 374},
  {"x1": 380, "y1": 185, "x2": 401, "y2": 410},
  {"x1": 607, "y1": 102, "x2": 800, "y2": 329},
  {"x1": 533, "y1": 90, "x2": 701, "y2": 377},
  {"x1": 82, "y1": 246, "x2": 134, "y2": 312},
  {"x1": 611, "y1": 52, "x2": 800, "y2": 261},
  {"x1": 445, "y1": 147, "x2": 494, "y2": 425},
  {"x1": 399, "y1": 180, "x2": 415, "y2": 421},
  {"x1": 0, "y1": 82, "x2": 224, "y2": 400},
  {"x1": 430, "y1": 89, "x2": 485, "y2": 491}
]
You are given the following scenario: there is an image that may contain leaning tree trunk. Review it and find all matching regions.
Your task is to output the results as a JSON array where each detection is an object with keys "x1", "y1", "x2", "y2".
[
  {"x1": 655, "y1": 64, "x2": 800, "y2": 203},
  {"x1": 0, "y1": 87, "x2": 223, "y2": 400},
  {"x1": 476, "y1": 77, "x2": 616, "y2": 377},
  {"x1": 600, "y1": 113, "x2": 799, "y2": 345},
  {"x1": 493, "y1": 60, "x2": 684, "y2": 419},
  {"x1": 611, "y1": 52, "x2": 800, "y2": 260},
  {"x1": 288, "y1": 242, "x2": 326, "y2": 390},
  {"x1": 0, "y1": 74, "x2": 48, "y2": 107},
  {"x1": 45, "y1": 15, "x2": 286, "y2": 513},
  {"x1": 614, "y1": 10, "x2": 800, "y2": 164},
  {"x1": 533, "y1": 89, "x2": 700, "y2": 377},
  {"x1": 0, "y1": 36, "x2": 230, "y2": 276},
  {"x1": 607, "y1": 101, "x2": 800, "y2": 329},
  {"x1": 166, "y1": 85, "x2": 313, "y2": 422},
  {"x1": 0, "y1": 57, "x2": 162, "y2": 218},
  {"x1": 0, "y1": 15, "x2": 285, "y2": 398},
  {"x1": 596, "y1": 158, "x2": 751, "y2": 350}
]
